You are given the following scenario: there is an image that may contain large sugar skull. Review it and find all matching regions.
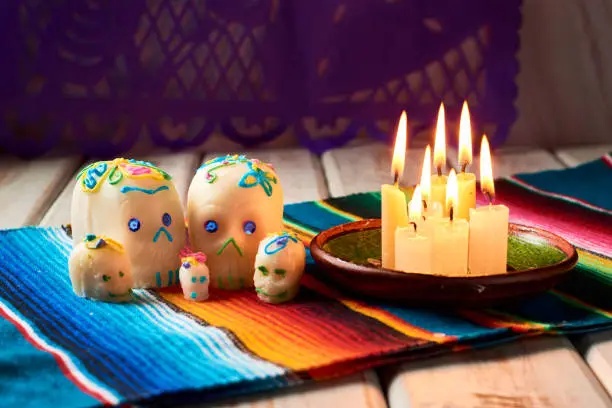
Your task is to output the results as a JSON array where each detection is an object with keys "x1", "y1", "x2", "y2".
[
  {"x1": 71, "y1": 159, "x2": 186, "y2": 288},
  {"x1": 254, "y1": 232, "x2": 306, "y2": 304},
  {"x1": 69, "y1": 235, "x2": 133, "y2": 302},
  {"x1": 187, "y1": 155, "x2": 284, "y2": 290}
]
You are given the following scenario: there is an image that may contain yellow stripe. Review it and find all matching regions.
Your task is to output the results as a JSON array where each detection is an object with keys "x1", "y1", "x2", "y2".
[
  {"x1": 552, "y1": 290, "x2": 612, "y2": 319},
  {"x1": 314, "y1": 200, "x2": 363, "y2": 221},
  {"x1": 340, "y1": 299, "x2": 452, "y2": 343}
]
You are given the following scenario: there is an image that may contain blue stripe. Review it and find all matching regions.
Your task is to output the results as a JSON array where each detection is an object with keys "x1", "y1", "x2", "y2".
[
  {"x1": 0, "y1": 228, "x2": 287, "y2": 404},
  {"x1": 0, "y1": 308, "x2": 99, "y2": 408},
  {"x1": 284, "y1": 202, "x2": 351, "y2": 232},
  {"x1": 513, "y1": 159, "x2": 612, "y2": 211},
  {"x1": 156, "y1": 272, "x2": 162, "y2": 288}
]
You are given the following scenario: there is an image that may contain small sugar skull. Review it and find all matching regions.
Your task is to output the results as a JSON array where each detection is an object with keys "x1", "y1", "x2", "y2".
[
  {"x1": 187, "y1": 155, "x2": 284, "y2": 290},
  {"x1": 254, "y1": 232, "x2": 305, "y2": 304},
  {"x1": 71, "y1": 159, "x2": 186, "y2": 289},
  {"x1": 179, "y1": 252, "x2": 210, "y2": 301},
  {"x1": 69, "y1": 235, "x2": 133, "y2": 302}
]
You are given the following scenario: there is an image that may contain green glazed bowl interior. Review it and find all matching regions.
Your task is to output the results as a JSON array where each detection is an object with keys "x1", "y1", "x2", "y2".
[{"x1": 309, "y1": 219, "x2": 578, "y2": 307}]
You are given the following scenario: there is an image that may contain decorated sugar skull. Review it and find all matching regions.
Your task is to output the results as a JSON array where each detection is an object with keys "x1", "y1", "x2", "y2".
[
  {"x1": 71, "y1": 158, "x2": 186, "y2": 288},
  {"x1": 187, "y1": 155, "x2": 284, "y2": 290},
  {"x1": 69, "y1": 235, "x2": 133, "y2": 302},
  {"x1": 254, "y1": 232, "x2": 306, "y2": 304},
  {"x1": 179, "y1": 251, "x2": 210, "y2": 301}
]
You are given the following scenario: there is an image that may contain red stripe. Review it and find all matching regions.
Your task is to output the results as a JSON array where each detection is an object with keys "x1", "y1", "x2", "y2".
[
  {"x1": 604, "y1": 154, "x2": 612, "y2": 168},
  {"x1": 0, "y1": 306, "x2": 112, "y2": 405}
]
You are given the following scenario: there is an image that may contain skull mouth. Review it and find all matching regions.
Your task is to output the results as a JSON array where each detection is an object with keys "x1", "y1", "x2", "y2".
[
  {"x1": 108, "y1": 290, "x2": 132, "y2": 298},
  {"x1": 153, "y1": 227, "x2": 173, "y2": 243},
  {"x1": 217, "y1": 237, "x2": 243, "y2": 256},
  {"x1": 255, "y1": 287, "x2": 288, "y2": 300}
]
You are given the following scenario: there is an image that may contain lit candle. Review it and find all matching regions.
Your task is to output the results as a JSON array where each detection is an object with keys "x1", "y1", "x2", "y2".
[
  {"x1": 431, "y1": 169, "x2": 469, "y2": 276},
  {"x1": 468, "y1": 135, "x2": 509, "y2": 275},
  {"x1": 456, "y1": 101, "x2": 476, "y2": 220},
  {"x1": 408, "y1": 185, "x2": 427, "y2": 235},
  {"x1": 431, "y1": 103, "x2": 448, "y2": 215},
  {"x1": 381, "y1": 111, "x2": 409, "y2": 269},
  {"x1": 395, "y1": 190, "x2": 431, "y2": 274}
]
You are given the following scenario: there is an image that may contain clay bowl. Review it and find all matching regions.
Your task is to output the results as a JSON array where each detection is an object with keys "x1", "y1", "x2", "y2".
[{"x1": 309, "y1": 219, "x2": 578, "y2": 308}]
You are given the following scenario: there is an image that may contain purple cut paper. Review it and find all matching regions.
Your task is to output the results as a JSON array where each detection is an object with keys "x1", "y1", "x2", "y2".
[{"x1": 0, "y1": 0, "x2": 521, "y2": 157}]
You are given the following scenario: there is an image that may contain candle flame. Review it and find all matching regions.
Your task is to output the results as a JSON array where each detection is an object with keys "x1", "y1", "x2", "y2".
[
  {"x1": 391, "y1": 111, "x2": 408, "y2": 181},
  {"x1": 480, "y1": 134, "x2": 495, "y2": 200},
  {"x1": 420, "y1": 145, "x2": 431, "y2": 201},
  {"x1": 458, "y1": 101, "x2": 473, "y2": 169},
  {"x1": 446, "y1": 168, "x2": 458, "y2": 213},
  {"x1": 409, "y1": 184, "x2": 423, "y2": 219},
  {"x1": 433, "y1": 103, "x2": 446, "y2": 170}
]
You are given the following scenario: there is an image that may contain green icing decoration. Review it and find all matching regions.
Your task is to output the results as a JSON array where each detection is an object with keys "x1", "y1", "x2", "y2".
[
  {"x1": 257, "y1": 265, "x2": 270, "y2": 276},
  {"x1": 274, "y1": 268, "x2": 286, "y2": 277},
  {"x1": 84, "y1": 234, "x2": 97, "y2": 242},
  {"x1": 322, "y1": 228, "x2": 568, "y2": 272}
]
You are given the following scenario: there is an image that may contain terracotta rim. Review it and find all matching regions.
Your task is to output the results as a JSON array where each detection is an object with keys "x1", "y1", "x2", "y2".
[{"x1": 309, "y1": 219, "x2": 579, "y2": 285}]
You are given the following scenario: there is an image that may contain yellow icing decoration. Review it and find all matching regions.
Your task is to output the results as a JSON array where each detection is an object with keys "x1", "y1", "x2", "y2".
[
  {"x1": 84, "y1": 234, "x2": 125, "y2": 253},
  {"x1": 77, "y1": 158, "x2": 171, "y2": 193}
]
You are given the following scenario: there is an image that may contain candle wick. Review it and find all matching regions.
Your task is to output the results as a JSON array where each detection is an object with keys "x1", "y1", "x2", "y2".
[
  {"x1": 422, "y1": 199, "x2": 428, "y2": 211},
  {"x1": 449, "y1": 206, "x2": 454, "y2": 222},
  {"x1": 393, "y1": 172, "x2": 399, "y2": 187},
  {"x1": 461, "y1": 162, "x2": 468, "y2": 173},
  {"x1": 437, "y1": 166, "x2": 442, "y2": 177},
  {"x1": 410, "y1": 221, "x2": 417, "y2": 233},
  {"x1": 484, "y1": 190, "x2": 495, "y2": 204}
]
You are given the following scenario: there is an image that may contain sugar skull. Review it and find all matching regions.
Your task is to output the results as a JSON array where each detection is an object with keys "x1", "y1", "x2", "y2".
[
  {"x1": 179, "y1": 251, "x2": 210, "y2": 301},
  {"x1": 187, "y1": 155, "x2": 284, "y2": 290},
  {"x1": 71, "y1": 159, "x2": 186, "y2": 288},
  {"x1": 254, "y1": 232, "x2": 306, "y2": 304},
  {"x1": 69, "y1": 235, "x2": 133, "y2": 302}
]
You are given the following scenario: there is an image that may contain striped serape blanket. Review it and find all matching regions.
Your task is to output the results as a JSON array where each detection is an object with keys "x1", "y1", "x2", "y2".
[{"x1": 0, "y1": 154, "x2": 611, "y2": 407}]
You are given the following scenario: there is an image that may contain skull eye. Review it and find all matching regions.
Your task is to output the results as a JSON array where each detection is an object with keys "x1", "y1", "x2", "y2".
[
  {"x1": 128, "y1": 218, "x2": 141, "y2": 232},
  {"x1": 103, "y1": 275, "x2": 111, "y2": 282},
  {"x1": 243, "y1": 221, "x2": 256, "y2": 235},
  {"x1": 205, "y1": 220, "x2": 218, "y2": 233},
  {"x1": 162, "y1": 212, "x2": 172, "y2": 227},
  {"x1": 257, "y1": 265, "x2": 269, "y2": 276},
  {"x1": 274, "y1": 268, "x2": 286, "y2": 277},
  {"x1": 119, "y1": 271, "x2": 125, "y2": 278}
]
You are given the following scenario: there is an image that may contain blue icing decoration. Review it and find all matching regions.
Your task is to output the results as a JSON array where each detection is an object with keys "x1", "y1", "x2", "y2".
[
  {"x1": 120, "y1": 185, "x2": 169, "y2": 195},
  {"x1": 238, "y1": 161, "x2": 277, "y2": 197},
  {"x1": 200, "y1": 276, "x2": 207, "y2": 283},
  {"x1": 84, "y1": 163, "x2": 108, "y2": 190},
  {"x1": 264, "y1": 232, "x2": 298, "y2": 255}
]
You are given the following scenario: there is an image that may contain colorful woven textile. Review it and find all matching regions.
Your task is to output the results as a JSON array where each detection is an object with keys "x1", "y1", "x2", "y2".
[{"x1": 1, "y1": 154, "x2": 611, "y2": 407}]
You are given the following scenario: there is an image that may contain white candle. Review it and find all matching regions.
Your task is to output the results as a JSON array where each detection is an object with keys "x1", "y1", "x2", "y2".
[
  {"x1": 396, "y1": 187, "x2": 432, "y2": 274},
  {"x1": 456, "y1": 101, "x2": 476, "y2": 220},
  {"x1": 381, "y1": 111, "x2": 409, "y2": 269},
  {"x1": 395, "y1": 225, "x2": 431, "y2": 274},
  {"x1": 468, "y1": 135, "x2": 509, "y2": 275},
  {"x1": 431, "y1": 169, "x2": 469, "y2": 276}
]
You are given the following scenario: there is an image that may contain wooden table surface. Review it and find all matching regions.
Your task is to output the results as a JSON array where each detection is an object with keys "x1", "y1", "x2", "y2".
[{"x1": 1, "y1": 142, "x2": 612, "y2": 408}]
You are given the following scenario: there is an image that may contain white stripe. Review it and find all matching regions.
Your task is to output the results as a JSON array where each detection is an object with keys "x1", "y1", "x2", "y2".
[
  {"x1": 0, "y1": 300, "x2": 120, "y2": 405},
  {"x1": 50, "y1": 228, "x2": 285, "y2": 380},
  {"x1": 507, "y1": 176, "x2": 612, "y2": 216}
]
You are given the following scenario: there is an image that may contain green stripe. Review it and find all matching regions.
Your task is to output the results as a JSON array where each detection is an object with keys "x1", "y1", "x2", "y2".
[{"x1": 324, "y1": 192, "x2": 384, "y2": 220}]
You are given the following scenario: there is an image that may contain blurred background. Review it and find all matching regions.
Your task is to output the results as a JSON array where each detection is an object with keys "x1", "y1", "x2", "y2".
[{"x1": 1, "y1": 0, "x2": 610, "y2": 159}]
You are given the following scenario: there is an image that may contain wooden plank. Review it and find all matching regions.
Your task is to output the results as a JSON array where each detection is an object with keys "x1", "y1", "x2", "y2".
[
  {"x1": 200, "y1": 371, "x2": 386, "y2": 408},
  {"x1": 203, "y1": 148, "x2": 328, "y2": 203},
  {"x1": 577, "y1": 331, "x2": 612, "y2": 398},
  {"x1": 321, "y1": 143, "x2": 428, "y2": 197},
  {"x1": 39, "y1": 152, "x2": 201, "y2": 227},
  {"x1": 322, "y1": 144, "x2": 610, "y2": 407},
  {"x1": 555, "y1": 145, "x2": 612, "y2": 167},
  {"x1": 0, "y1": 156, "x2": 81, "y2": 228},
  {"x1": 385, "y1": 336, "x2": 612, "y2": 408}
]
